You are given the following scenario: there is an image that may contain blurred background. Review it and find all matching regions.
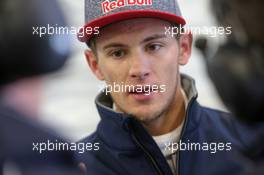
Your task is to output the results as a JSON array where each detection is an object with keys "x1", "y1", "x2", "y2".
[{"x1": 39, "y1": 0, "x2": 227, "y2": 141}]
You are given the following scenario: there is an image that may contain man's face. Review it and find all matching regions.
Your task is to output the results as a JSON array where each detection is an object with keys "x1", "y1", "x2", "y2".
[{"x1": 86, "y1": 18, "x2": 191, "y2": 123}]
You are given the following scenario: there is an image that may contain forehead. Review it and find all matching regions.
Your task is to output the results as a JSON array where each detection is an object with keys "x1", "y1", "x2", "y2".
[{"x1": 96, "y1": 18, "x2": 171, "y2": 43}]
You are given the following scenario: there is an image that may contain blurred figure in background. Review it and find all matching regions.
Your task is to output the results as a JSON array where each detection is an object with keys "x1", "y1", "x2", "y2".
[
  {"x1": 0, "y1": 0, "x2": 81, "y2": 174},
  {"x1": 196, "y1": 0, "x2": 264, "y2": 123},
  {"x1": 196, "y1": 0, "x2": 264, "y2": 174}
]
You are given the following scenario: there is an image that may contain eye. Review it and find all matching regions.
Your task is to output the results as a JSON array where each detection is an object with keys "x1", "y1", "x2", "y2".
[
  {"x1": 108, "y1": 49, "x2": 126, "y2": 59},
  {"x1": 146, "y1": 43, "x2": 163, "y2": 52}
]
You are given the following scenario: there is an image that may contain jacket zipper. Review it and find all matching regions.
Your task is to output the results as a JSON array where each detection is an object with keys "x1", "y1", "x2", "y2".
[
  {"x1": 175, "y1": 98, "x2": 195, "y2": 175},
  {"x1": 131, "y1": 132, "x2": 164, "y2": 175}
]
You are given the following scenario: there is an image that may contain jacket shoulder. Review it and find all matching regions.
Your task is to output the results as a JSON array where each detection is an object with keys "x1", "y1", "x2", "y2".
[
  {"x1": 202, "y1": 106, "x2": 232, "y2": 124},
  {"x1": 198, "y1": 105, "x2": 263, "y2": 148},
  {"x1": 79, "y1": 131, "x2": 99, "y2": 144}
]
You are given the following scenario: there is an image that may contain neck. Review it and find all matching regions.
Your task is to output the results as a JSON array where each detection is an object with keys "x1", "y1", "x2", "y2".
[{"x1": 143, "y1": 86, "x2": 186, "y2": 136}]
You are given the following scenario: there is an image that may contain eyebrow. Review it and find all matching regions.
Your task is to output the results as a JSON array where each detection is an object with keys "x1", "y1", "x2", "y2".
[
  {"x1": 103, "y1": 43, "x2": 128, "y2": 51},
  {"x1": 140, "y1": 34, "x2": 167, "y2": 44},
  {"x1": 102, "y1": 34, "x2": 167, "y2": 51}
]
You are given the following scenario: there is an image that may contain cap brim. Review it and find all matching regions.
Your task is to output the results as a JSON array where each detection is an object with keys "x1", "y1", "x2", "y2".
[{"x1": 78, "y1": 10, "x2": 186, "y2": 42}]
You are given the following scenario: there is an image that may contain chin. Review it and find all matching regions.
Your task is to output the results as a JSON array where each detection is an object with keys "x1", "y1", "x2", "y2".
[
  {"x1": 116, "y1": 98, "x2": 166, "y2": 120},
  {"x1": 128, "y1": 106, "x2": 164, "y2": 123}
]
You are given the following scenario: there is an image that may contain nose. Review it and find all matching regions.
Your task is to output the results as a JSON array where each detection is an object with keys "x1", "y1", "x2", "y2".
[{"x1": 128, "y1": 51, "x2": 150, "y2": 80}]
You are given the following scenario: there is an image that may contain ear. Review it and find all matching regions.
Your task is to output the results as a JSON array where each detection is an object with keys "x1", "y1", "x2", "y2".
[
  {"x1": 85, "y1": 49, "x2": 104, "y2": 80},
  {"x1": 178, "y1": 32, "x2": 193, "y2": 65}
]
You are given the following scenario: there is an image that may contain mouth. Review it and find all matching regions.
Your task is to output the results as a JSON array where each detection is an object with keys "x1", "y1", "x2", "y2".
[
  {"x1": 127, "y1": 85, "x2": 157, "y2": 101},
  {"x1": 128, "y1": 85, "x2": 154, "y2": 94},
  {"x1": 129, "y1": 86, "x2": 148, "y2": 92}
]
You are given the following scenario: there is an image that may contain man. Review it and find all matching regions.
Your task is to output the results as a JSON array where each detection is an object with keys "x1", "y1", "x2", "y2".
[
  {"x1": 0, "y1": 0, "x2": 81, "y2": 174},
  {"x1": 77, "y1": 0, "x2": 263, "y2": 174}
]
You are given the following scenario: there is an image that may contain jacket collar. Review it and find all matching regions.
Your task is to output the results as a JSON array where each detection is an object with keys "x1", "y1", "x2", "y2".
[{"x1": 94, "y1": 74, "x2": 199, "y2": 150}]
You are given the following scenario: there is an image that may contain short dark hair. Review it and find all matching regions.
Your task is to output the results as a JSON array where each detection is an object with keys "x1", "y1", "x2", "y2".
[{"x1": 87, "y1": 36, "x2": 97, "y2": 56}]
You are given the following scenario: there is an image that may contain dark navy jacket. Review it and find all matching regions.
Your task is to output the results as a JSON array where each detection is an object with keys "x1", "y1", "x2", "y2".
[
  {"x1": 0, "y1": 104, "x2": 81, "y2": 175},
  {"x1": 77, "y1": 75, "x2": 264, "y2": 175}
]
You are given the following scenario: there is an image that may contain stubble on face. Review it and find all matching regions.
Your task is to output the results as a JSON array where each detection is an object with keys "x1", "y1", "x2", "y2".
[{"x1": 113, "y1": 69, "x2": 180, "y2": 126}]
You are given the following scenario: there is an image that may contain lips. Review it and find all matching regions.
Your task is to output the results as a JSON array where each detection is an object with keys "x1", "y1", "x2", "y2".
[
  {"x1": 128, "y1": 85, "x2": 153, "y2": 94},
  {"x1": 127, "y1": 85, "x2": 157, "y2": 101}
]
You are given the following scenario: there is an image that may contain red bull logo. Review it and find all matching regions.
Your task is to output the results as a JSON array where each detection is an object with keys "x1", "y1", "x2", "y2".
[{"x1": 101, "y1": 0, "x2": 153, "y2": 14}]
